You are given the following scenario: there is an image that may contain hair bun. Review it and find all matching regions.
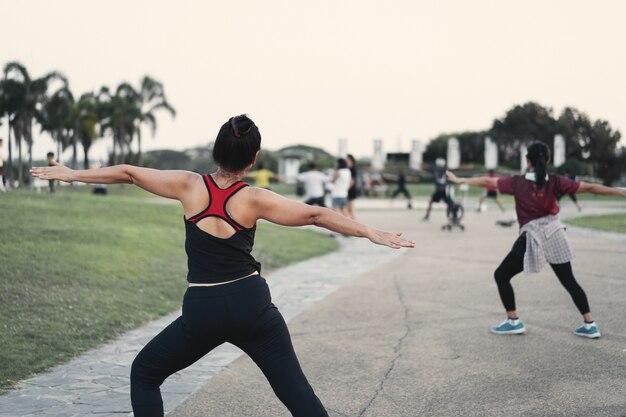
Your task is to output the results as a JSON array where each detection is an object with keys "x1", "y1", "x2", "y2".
[{"x1": 231, "y1": 114, "x2": 254, "y2": 137}]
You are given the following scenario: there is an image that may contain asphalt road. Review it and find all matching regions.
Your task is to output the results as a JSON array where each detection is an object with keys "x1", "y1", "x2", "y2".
[{"x1": 169, "y1": 203, "x2": 626, "y2": 417}]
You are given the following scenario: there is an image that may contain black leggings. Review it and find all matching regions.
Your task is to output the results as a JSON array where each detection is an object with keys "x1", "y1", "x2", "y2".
[
  {"x1": 130, "y1": 276, "x2": 328, "y2": 417},
  {"x1": 494, "y1": 235, "x2": 590, "y2": 315},
  {"x1": 391, "y1": 187, "x2": 411, "y2": 199}
]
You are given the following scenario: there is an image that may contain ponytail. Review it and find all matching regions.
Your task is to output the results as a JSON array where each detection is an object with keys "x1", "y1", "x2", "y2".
[
  {"x1": 534, "y1": 153, "x2": 547, "y2": 189},
  {"x1": 525, "y1": 141, "x2": 550, "y2": 190}
]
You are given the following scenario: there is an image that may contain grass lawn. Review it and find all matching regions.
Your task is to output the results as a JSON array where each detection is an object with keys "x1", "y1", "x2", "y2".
[
  {"x1": 0, "y1": 186, "x2": 338, "y2": 391},
  {"x1": 566, "y1": 213, "x2": 626, "y2": 234}
]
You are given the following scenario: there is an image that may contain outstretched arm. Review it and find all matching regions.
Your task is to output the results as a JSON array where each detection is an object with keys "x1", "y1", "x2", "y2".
[
  {"x1": 446, "y1": 170, "x2": 498, "y2": 188},
  {"x1": 30, "y1": 161, "x2": 199, "y2": 201},
  {"x1": 251, "y1": 189, "x2": 415, "y2": 249},
  {"x1": 577, "y1": 181, "x2": 626, "y2": 197}
]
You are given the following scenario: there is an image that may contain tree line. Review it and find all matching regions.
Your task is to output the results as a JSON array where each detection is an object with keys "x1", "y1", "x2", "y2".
[
  {"x1": 423, "y1": 102, "x2": 625, "y2": 185},
  {"x1": 0, "y1": 61, "x2": 175, "y2": 188}
]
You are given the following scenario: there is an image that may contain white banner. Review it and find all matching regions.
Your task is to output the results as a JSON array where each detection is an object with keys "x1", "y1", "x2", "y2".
[
  {"x1": 409, "y1": 139, "x2": 423, "y2": 170},
  {"x1": 372, "y1": 139, "x2": 385, "y2": 171},
  {"x1": 447, "y1": 137, "x2": 460, "y2": 169},
  {"x1": 484, "y1": 136, "x2": 498, "y2": 169},
  {"x1": 338, "y1": 138, "x2": 347, "y2": 158},
  {"x1": 553, "y1": 134, "x2": 565, "y2": 167}
]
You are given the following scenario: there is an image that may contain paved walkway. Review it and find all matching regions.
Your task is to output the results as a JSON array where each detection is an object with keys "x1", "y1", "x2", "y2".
[
  {"x1": 0, "y1": 225, "x2": 405, "y2": 417},
  {"x1": 1, "y1": 197, "x2": 625, "y2": 417},
  {"x1": 170, "y1": 200, "x2": 626, "y2": 417}
]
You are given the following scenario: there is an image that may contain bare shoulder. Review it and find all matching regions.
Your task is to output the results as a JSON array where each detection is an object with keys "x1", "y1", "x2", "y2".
[{"x1": 180, "y1": 172, "x2": 210, "y2": 215}]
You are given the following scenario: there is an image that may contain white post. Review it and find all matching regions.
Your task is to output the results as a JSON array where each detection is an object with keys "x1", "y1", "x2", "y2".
[
  {"x1": 409, "y1": 139, "x2": 423, "y2": 170},
  {"x1": 338, "y1": 138, "x2": 347, "y2": 158},
  {"x1": 447, "y1": 137, "x2": 460, "y2": 169},
  {"x1": 484, "y1": 136, "x2": 498, "y2": 169},
  {"x1": 553, "y1": 134, "x2": 566, "y2": 167},
  {"x1": 520, "y1": 144, "x2": 527, "y2": 173},
  {"x1": 372, "y1": 139, "x2": 385, "y2": 171}
]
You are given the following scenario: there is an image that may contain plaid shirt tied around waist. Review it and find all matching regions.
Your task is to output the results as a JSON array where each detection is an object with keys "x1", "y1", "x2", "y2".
[{"x1": 519, "y1": 215, "x2": 574, "y2": 275}]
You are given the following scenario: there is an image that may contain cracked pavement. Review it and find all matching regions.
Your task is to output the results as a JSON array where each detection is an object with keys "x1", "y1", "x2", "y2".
[{"x1": 169, "y1": 202, "x2": 626, "y2": 417}]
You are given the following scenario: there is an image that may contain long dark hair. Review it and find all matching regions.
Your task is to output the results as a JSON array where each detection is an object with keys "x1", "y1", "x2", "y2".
[
  {"x1": 212, "y1": 114, "x2": 261, "y2": 172},
  {"x1": 526, "y1": 141, "x2": 550, "y2": 189}
]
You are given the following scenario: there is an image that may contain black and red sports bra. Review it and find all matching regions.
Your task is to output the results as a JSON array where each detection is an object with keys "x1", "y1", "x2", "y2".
[{"x1": 184, "y1": 174, "x2": 261, "y2": 284}]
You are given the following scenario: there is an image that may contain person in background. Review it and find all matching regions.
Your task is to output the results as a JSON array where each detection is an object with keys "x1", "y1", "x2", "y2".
[
  {"x1": 423, "y1": 158, "x2": 453, "y2": 221},
  {"x1": 390, "y1": 169, "x2": 412, "y2": 209},
  {"x1": 331, "y1": 158, "x2": 352, "y2": 217},
  {"x1": 46, "y1": 152, "x2": 56, "y2": 192},
  {"x1": 245, "y1": 162, "x2": 279, "y2": 190},
  {"x1": 297, "y1": 162, "x2": 329, "y2": 207},
  {"x1": 477, "y1": 169, "x2": 505, "y2": 212},
  {"x1": 32, "y1": 114, "x2": 415, "y2": 417},
  {"x1": 447, "y1": 141, "x2": 626, "y2": 339},
  {"x1": 346, "y1": 154, "x2": 359, "y2": 219}
]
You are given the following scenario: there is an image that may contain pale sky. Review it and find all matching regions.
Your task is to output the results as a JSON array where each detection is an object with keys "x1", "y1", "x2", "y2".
[{"x1": 2, "y1": 0, "x2": 625, "y2": 162}]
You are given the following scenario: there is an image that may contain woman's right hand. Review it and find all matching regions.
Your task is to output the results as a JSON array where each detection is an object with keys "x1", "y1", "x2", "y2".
[
  {"x1": 367, "y1": 230, "x2": 415, "y2": 249},
  {"x1": 30, "y1": 161, "x2": 75, "y2": 183}
]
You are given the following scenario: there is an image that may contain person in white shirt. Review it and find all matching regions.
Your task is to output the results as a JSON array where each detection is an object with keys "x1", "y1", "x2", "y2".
[
  {"x1": 330, "y1": 158, "x2": 351, "y2": 217},
  {"x1": 297, "y1": 163, "x2": 329, "y2": 207}
]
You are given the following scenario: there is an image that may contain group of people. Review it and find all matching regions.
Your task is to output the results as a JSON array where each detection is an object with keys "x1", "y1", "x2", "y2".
[
  {"x1": 30, "y1": 115, "x2": 625, "y2": 417},
  {"x1": 296, "y1": 155, "x2": 359, "y2": 219}
]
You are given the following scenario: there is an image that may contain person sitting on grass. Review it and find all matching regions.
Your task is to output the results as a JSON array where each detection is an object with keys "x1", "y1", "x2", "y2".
[
  {"x1": 31, "y1": 114, "x2": 415, "y2": 417},
  {"x1": 446, "y1": 141, "x2": 625, "y2": 339}
]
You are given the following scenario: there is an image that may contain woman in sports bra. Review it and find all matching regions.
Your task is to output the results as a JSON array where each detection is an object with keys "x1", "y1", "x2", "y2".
[
  {"x1": 31, "y1": 114, "x2": 415, "y2": 417},
  {"x1": 446, "y1": 141, "x2": 625, "y2": 339}
]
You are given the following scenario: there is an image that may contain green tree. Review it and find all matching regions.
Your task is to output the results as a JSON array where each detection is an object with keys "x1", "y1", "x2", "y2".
[
  {"x1": 75, "y1": 92, "x2": 99, "y2": 169},
  {"x1": 490, "y1": 102, "x2": 558, "y2": 167},
  {"x1": 0, "y1": 76, "x2": 25, "y2": 186},
  {"x1": 423, "y1": 131, "x2": 487, "y2": 165},
  {"x1": 39, "y1": 86, "x2": 74, "y2": 167},
  {"x1": 99, "y1": 84, "x2": 140, "y2": 165},
  {"x1": 135, "y1": 76, "x2": 175, "y2": 166},
  {"x1": 3, "y1": 62, "x2": 66, "y2": 187},
  {"x1": 557, "y1": 107, "x2": 623, "y2": 184}
]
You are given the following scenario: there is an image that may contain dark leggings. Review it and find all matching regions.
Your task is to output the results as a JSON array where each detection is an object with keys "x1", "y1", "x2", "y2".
[
  {"x1": 391, "y1": 187, "x2": 411, "y2": 199},
  {"x1": 130, "y1": 276, "x2": 328, "y2": 417},
  {"x1": 494, "y1": 235, "x2": 590, "y2": 315}
]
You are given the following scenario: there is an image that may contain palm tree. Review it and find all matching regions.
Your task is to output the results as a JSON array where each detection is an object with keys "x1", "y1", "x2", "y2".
[
  {"x1": 135, "y1": 76, "x2": 175, "y2": 166},
  {"x1": 75, "y1": 92, "x2": 99, "y2": 169},
  {"x1": 38, "y1": 86, "x2": 74, "y2": 167},
  {"x1": 0, "y1": 76, "x2": 25, "y2": 187},
  {"x1": 98, "y1": 84, "x2": 141, "y2": 165},
  {"x1": 3, "y1": 61, "x2": 66, "y2": 188}
]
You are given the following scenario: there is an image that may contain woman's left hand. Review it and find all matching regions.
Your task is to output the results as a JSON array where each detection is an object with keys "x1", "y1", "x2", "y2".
[{"x1": 368, "y1": 230, "x2": 415, "y2": 249}]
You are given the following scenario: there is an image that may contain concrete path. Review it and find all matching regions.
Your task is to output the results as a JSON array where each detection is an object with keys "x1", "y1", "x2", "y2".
[
  {"x1": 1, "y1": 198, "x2": 625, "y2": 417},
  {"x1": 170, "y1": 201, "x2": 626, "y2": 417},
  {"x1": 0, "y1": 222, "x2": 405, "y2": 417}
]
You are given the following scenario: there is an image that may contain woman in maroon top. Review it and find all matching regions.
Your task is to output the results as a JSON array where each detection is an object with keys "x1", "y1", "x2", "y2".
[{"x1": 447, "y1": 142, "x2": 625, "y2": 338}]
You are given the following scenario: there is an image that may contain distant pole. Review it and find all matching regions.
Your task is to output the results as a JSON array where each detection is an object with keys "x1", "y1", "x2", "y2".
[
  {"x1": 484, "y1": 136, "x2": 498, "y2": 169},
  {"x1": 337, "y1": 138, "x2": 347, "y2": 158},
  {"x1": 372, "y1": 139, "x2": 385, "y2": 171},
  {"x1": 447, "y1": 137, "x2": 460, "y2": 169},
  {"x1": 409, "y1": 139, "x2": 423, "y2": 170},
  {"x1": 520, "y1": 144, "x2": 527, "y2": 173},
  {"x1": 553, "y1": 134, "x2": 566, "y2": 167}
]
